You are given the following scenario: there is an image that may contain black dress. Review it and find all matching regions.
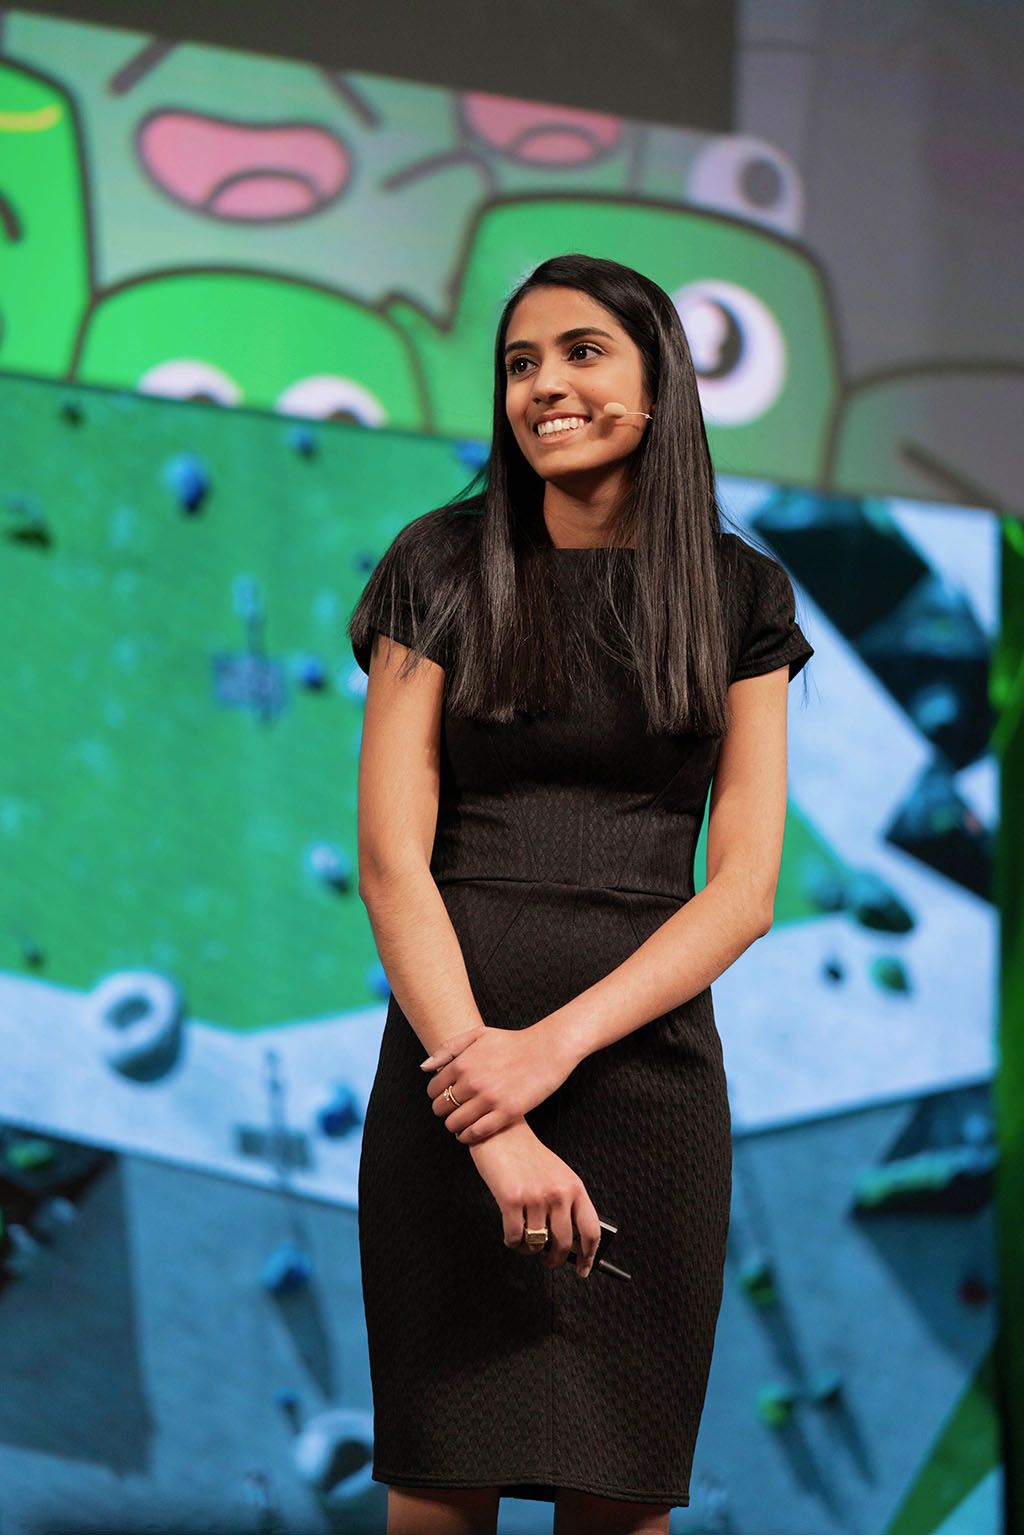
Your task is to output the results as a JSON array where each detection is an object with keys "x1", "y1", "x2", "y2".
[{"x1": 349, "y1": 515, "x2": 813, "y2": 1508}]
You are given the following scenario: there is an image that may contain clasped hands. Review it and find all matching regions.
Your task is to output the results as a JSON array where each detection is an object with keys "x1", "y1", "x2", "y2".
[{"x1": 421, "y1": 1021, "x2": 577, "y2": 1144}]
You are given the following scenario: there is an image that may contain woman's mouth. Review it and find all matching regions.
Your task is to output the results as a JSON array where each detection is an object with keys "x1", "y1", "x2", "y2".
[{"x1": 535, "y1": 415, "x2": 589, "y2": 439}]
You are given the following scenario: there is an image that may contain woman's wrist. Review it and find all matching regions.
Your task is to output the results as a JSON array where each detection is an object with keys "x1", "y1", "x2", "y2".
[
  {"x1": 532, "y1": 1010, "x2": 589, "y2": 1077},
  {"x1": 467, "y1": 1115, "x2": 532, "y2": 1161}
]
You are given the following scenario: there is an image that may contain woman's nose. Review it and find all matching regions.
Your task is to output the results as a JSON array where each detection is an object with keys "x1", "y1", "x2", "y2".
[{"x1": 532, "y1": 358, "x2": 568, "y2": 399}]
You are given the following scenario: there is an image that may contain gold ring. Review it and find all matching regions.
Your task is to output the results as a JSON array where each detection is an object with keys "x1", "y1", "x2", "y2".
[
  {"x1": 443, "y1": 1084, "x2": 463, "y2": 1108},
  {"x1": 523, "y1": 1226, "x2": 548, "y2": 1248}
]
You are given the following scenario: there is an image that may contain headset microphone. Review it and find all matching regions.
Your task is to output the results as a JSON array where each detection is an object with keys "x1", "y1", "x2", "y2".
[{"x1": 603, "y1": 402, "x2": 653, "y2": 421}]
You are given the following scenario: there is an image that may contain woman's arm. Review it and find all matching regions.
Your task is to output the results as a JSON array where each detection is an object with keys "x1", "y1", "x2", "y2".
[
  {"x1": 357, "y1": 631, "x2": 603, "y2": 1275},
  {"x1": 356, "y1": 631, "x2": 488, "y2": 1057},
  {"x1": 426, "y1": 665, "x2": 791, "y2": 1141}
]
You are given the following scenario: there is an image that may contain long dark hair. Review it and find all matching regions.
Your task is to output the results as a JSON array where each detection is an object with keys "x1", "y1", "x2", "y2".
[{"x1": 350, "y1": 252, "x2": 730, "y2": 736}]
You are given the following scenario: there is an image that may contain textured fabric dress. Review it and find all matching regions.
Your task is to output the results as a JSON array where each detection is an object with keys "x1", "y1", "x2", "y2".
[{"x1": 350, "y1": 515, "x2": 813, "y2": 1508}]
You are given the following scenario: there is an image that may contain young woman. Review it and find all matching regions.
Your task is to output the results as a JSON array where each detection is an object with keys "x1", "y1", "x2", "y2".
[{"x1": 348, "y1": 253, "x2": 812, "y2": 1535}]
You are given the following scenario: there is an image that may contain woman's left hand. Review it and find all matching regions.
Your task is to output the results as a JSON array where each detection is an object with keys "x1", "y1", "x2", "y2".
[{"x1": 421, "y1": 1023, "x2": 577, "y2": 1143}]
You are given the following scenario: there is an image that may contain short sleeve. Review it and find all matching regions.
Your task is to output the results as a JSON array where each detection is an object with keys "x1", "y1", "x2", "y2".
[
  {"x1": 347, "y1": 515, "x2": 451, "y2": 675},
  {"x1": 730, "y1": 540, "x2": 813, "y2": 684}
]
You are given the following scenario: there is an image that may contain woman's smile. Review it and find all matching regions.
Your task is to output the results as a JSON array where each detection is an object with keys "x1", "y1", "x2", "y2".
[{"x1": 534, "y1": 412, "x2": 591, "y2": 440}]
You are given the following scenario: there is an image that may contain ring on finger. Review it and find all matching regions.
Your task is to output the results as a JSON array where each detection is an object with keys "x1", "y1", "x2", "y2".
[
  {"x1": 523, "y1": 1225, "x2": 548, "y2": 1250},
  {"x1": 442, "y1": 1084, "x2": 463, "y2": 1109}
]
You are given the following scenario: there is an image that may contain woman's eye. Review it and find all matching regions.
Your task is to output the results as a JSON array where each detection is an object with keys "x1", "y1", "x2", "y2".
[
  {"x1": 507, "y1": 356, "x2": 532, "y2": 375},
  {"x1": 569, "y1": 343, "x2": 599, "y2": 361}
]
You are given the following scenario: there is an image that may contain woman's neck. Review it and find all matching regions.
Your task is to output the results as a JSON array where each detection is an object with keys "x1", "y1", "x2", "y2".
[{"x1": 542, "y1": 476, "x2": 632, "y2": 549}]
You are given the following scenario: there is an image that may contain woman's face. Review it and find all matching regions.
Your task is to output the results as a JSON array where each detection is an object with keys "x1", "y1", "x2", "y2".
[{"x1": 503, "y1": 286, "x2": 654, "y2": 495}]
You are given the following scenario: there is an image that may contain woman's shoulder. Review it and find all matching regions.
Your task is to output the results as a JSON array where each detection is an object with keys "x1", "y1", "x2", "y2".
[
  {"x1": 380, "y1": 502, "x2": 482, "y2": 586},
  {"x1": 716, "y1": 528, "x2": 796, "y2": 612},
  {"x1": 396, "y1": 501, "x2": 482, "y2": 551},
  {"x1": 349, "y1": 504, "x2": 480, "y2": 674},
  {"x1": 715, "y1": 529, "x2": 813, "y2": 682},
  {"x1": 717, "y1": 528, "x2": 785, "y2": 580}
]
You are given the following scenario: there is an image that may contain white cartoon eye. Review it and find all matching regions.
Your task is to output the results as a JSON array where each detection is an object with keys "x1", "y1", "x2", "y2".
[
  {"x1": 687, "y1": 135, "x2": 804, "y2": 235},
  {"x1": 672, "y1": 280, "x2": 787, "y2": 427},
  {"x1": 274, "y1": 376, "x2": 387, "y2": 426},
  {"x1": 137, "y1": 359, "x2": 241, "y2": 405}
]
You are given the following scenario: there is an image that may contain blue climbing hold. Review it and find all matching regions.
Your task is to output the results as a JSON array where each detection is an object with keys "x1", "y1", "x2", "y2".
[
  {"x1": 317, "y1": 1083, "x2": 361, "y2": 1138},
  {"x1": 286, "y1": 424, "x2": 318, "y2": 458},
  {"x1": 164, "y1": 453, "x2": 211, "y2": 513},
  {"x1": 296, "y1": 654, "x2": 328, "y2": 690},
  {"x1": 260, "y1": 1243, "x2": 313, "y2": 1295},
  {"x1": 307, "y1": 842, "x2": 352, "y2": 891}
]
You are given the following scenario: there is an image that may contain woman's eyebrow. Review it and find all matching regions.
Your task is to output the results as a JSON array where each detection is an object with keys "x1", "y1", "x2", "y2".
[{"x1": 503, "y1": 327, "x2": 615, "y2": 356}]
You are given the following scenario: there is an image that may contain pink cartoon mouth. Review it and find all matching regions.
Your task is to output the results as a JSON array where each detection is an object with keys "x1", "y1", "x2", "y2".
[
  {"x1": 137, "y1": 111, "x2": 351, "y2": 221},
  {"x1": 460, "y1": 92, "x2": 623, "y2": 167}
]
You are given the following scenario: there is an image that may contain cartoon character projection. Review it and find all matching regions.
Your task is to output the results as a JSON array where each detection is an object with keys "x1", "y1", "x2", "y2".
[
  {"x1": 0, "y1": 60, "x2": 90, "y2": 376},
  {"x1": 4, "y1": 13, "x2": 1019, "y2": 508},
  {"x1": 387, "y1": 196, "x2": 839, "y2": 484},
  {"x1": 73, "y1": 273, "x2": 428, "y2": 429}
]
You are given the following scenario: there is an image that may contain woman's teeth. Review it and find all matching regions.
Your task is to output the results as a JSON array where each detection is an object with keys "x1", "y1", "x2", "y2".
[{"x1": 536, "y1": 416, "x2": 588, "y2": 437}]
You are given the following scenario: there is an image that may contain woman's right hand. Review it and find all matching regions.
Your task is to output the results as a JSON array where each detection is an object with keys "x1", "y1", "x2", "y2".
[{"x1": 468, "y1": 1118, "x2": 603, "y2": 1278}]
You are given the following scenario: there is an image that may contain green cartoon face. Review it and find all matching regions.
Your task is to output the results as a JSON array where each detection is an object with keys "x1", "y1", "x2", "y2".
[
  {"x1": 0, "y1": 15, "x2": 645, "y2": 323},
  {"x1": 74, "y1": 272, "x2": 427, "y2": 429},
  {"x1": 388, "y1": 198, "x2": 840, "y2": 484},
  {"x1": 0, "y1": 60, "x2": 90, "y2": 375},
  {"x1": 829, "y1": 370, "x2": 1021, "y2": 514}
]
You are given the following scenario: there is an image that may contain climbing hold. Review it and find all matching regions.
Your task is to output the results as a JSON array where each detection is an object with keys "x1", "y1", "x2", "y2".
[
  {"x1": 6, "y1": 1137, "x2": 57, "y2": 1174},
  {"x1": 854, "y1": 1144, "x2": 996, "y2": 1215},
  {"x1": 286, "y1": 423, "x2": 318, "y2": 458},
  {"x1": 30, "y1": 1195, "x2": 77, "y2": 1243},
  {"x1": 738, "y1": 1255, "x2": 777, "y2": 1307},
  {"x1": 755, "y1": 1383, "x2": 797, "y2": 1428},
  {"x1": 274, "y1": 1388, "x2": 302, "y2": 1429},
  {"x1": 870, "y1": 955, "x2": 911, "y2": 994},
  {"x1": 845, "y1": 870, "x2": 914, "y2": 933},
  {"x1": 87, "y1": 968, "x2": 185, "y2": 1080},
  {"x1": 292, "y1": 1407, "x2": 375, "y2": 1506},
  {"x1": 260, "y1": 1242, "x2": 313, "y2": 1295},
  {"x1": 21, "y1": 935, "x2": 45, "y2": 969},
  {"x1": 317, "y1": 1083, "x2": 361, "y2": 1138},
  {"x1": 3, "y1": 1223, "x2": 42, "y2": 1278},
  {"x1": 308, "y1": 842, "x2": 352, "y2": 892},
  {"x1": 163, "y1": 453, "x2": 211, "y2": 513},
  {"x1": 3, "y1": 492, "x2": 51, "y2": 548},
  {"x1": 295, "y1": 654, "x2": 328, "y2": 690}
]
